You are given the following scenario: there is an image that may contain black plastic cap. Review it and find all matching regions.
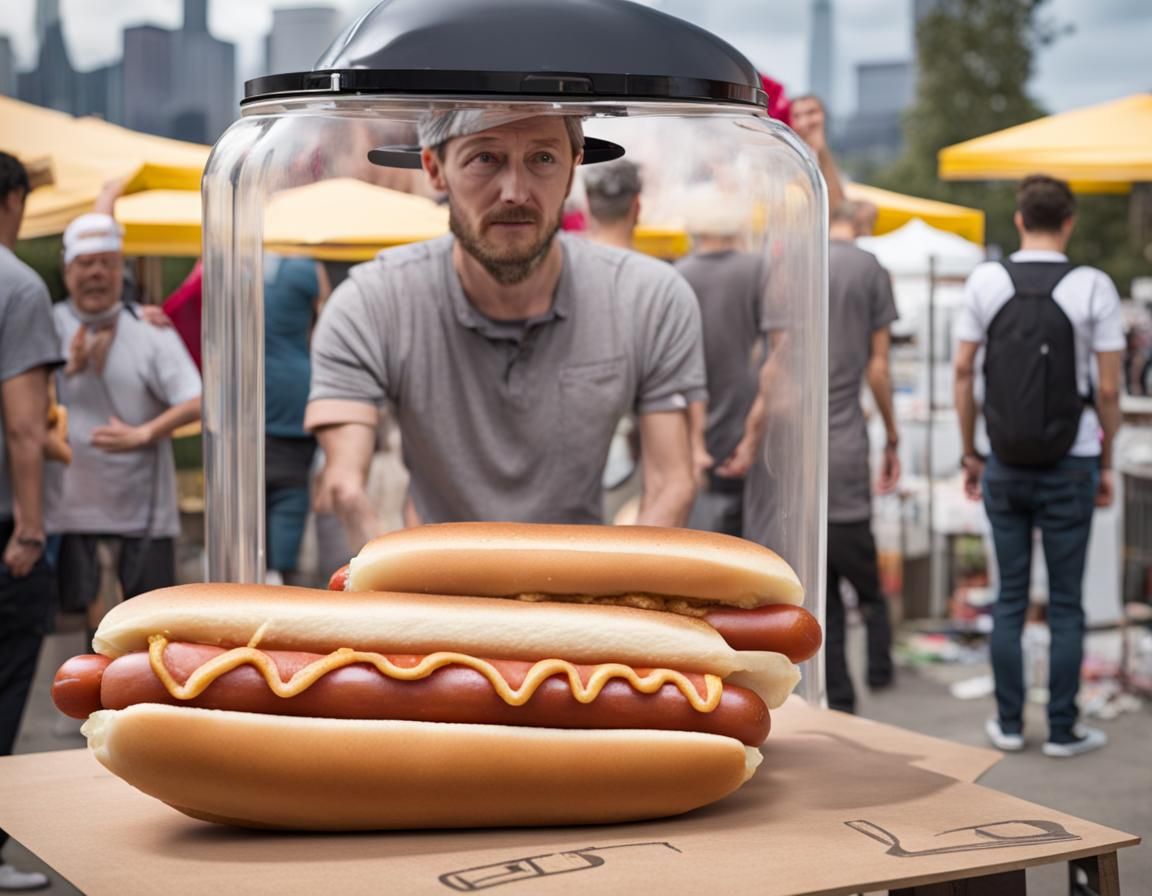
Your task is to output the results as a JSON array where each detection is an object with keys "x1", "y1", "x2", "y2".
[{"x1": 244, "y1": 0, "x2": 766, "y2": 107}]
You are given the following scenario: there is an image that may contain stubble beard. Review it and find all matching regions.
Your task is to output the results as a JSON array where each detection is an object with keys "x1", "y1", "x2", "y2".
[{"x1": 450, "y1": 205, "x2": 563, "y2": 286}]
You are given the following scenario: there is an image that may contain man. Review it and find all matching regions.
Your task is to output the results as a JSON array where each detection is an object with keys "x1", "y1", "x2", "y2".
[
  {"x1": 674, "y1": 193, "x2": 775, "y2": 537},
  {"x1": 0, "y1": 151, "x2": 59, "y2": 892},
  {"x1": 49, "y1": 214, "x2": 201, "y2": 633},
  {"x1": 307, "y1": 111, "x2": 703, "y2": 536},
  {"x1": 954, "y1": 175, "x2": 1124, "y2": 757},
  {"x1": 824, "y1": 200, "x2": 900, "y2": 714},
  {"x1": 789, "y1": 94, "x2": 845, "y2": 215},
  {"x1": 582, "y1": 158, "x2": 643, "y2": 250}
]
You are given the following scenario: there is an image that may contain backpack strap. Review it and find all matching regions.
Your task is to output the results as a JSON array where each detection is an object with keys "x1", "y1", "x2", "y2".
[{"x1": 1000, "y1": 259, "x2": 1077, "y2": 297}]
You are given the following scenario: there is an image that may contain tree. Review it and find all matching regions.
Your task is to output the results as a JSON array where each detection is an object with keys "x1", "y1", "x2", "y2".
[{"x1": 874, "y1": 0, "x2": 1061, "y2": 255}]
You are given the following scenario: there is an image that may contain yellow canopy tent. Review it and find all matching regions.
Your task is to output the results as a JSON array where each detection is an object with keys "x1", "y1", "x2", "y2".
[
  {"x1": 937, "y1": 93, "x2": 1152, "y2": 192},
  {"x1": 844, "y1": 183, "x2": 986, "y2": 245},
  {"x1": 0, "y1": 96, "x2": 210, "y2": 239}
]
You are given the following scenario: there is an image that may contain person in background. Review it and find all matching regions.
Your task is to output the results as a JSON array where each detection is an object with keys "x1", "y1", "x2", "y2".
[
  {"x1": 582, "y1": 158, "x2": 643, "y2": 251},
  {"x1": 0, "y1": 151, "x2": 60, "y2": 892},
  {"x1": 824, "y1": 199, "x2": 900, "y2": 714},
  {"x1": 48, "y1": 214, "x2": 201, "y2": 640},
  {"x1": 675, "y1": 194, "x2": 777, "y2": 537},
  {"x1": 789, "y1": 94, "x2": 846, "y2": 215},
  {"x1": 955, "y1": 175, "x2": 1124, "y2": 757},
  {"x1": 852, "y1": 200, "x2": 879, "y2": 239},
  {"x1": 264, "y1": 254, "x2": 328, "y2": 584},
  {"x1": 307, "y1": 111, "x2": 704, "y2": 540}
]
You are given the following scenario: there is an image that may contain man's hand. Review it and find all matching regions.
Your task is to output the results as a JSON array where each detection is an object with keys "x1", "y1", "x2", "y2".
[
  {"x1": 314, "y1": 463, "x2": 379, "y2": 549},
  {"x1": 714, "y1": 436, "x2": 758, "y2": 480},
  {"x1": 961, "y1": 453, "x2": 984, "y2": 501},
  {"x1": 2, "y1": 533, "x2": 43, "y2": 578},
  {"x1": 1096, "y1": 469, "x2": 1114, "y2": 507},
  {"x1": 138, "y1": 305, "x2": 173, "y2": 329},
  {"x1": 91, "y1": 416, "x2": 150, "y2": 452},
  {"x1": 876, "y1": 443, "x2": 901, "y2": 495},
  {"x1": 692, "y1": 445, "x2": 714, "y2": 488}
]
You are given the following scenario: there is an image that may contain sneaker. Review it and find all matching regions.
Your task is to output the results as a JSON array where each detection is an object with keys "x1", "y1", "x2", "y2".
[
  {"x1": 1042, "y1": 725, "x2": 1108, "y2": 758},
  {"x1": 0, "y1": 864, "x2": 49, "y2": 892},
  {"x1": 985, "y1": 718, "x2": 1025, "y2": 752}
]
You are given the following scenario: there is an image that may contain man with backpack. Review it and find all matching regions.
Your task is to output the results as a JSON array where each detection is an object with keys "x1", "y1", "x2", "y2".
[{"x1": 953, "y1": 175, "x2": 1124, "y2": 758}]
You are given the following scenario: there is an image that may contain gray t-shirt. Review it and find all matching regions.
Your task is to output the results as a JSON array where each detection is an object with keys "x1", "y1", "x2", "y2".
[
  {"x1": 827, "y1": 239, "x2": 898, "y2": 523},
  {"x1": 0, "y1": 245, "x2": 63, "y2": 520},
  {"x1": 309, "y1": 234, "x2": 707, "y2": 524},
  {"x1": 674, "y1": 250, "x2": 778, "y2": 470},
  {"x1": 47, "y1": 302, "x2": 202, "y2": 537}
]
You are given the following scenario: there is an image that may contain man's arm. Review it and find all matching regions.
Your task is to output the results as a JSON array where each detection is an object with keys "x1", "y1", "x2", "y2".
[
  {"x1": 1095, "y1": 349, "x2": 1123, "y2": 507},
  {"x1": 866, "y1": 327, "x2": 900, "y2": 494},
  {"x1": 634, "y1": 410, "x2": 696, "y2": 527},
  {"x1": 715, "y1": 331, "x2": 787, "y2": 479},
  {"x1": 89, "y1": 396, "x2": 201, "y2": 452},
  {"x1": 953, "y1": 339, "x2": 983, "y2": 500},
  {"x1": 686, "y1": 399, "x2": 713, "y2": 485},
  {"x1": 314, "y1": 421, "x2": 381, "y2": 550},
  {"x1": 2, "y1": 367, "x2": 50, "y2": 577}
]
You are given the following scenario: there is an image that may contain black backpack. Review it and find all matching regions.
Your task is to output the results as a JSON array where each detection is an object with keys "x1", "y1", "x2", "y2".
[{"x1": 982, "y1": 260, "x2": 1089, "y2": 467}]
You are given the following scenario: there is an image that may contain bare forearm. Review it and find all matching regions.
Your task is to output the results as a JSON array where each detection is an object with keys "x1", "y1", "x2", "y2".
[
  {"x1": 866, "y1": 360, "x2": 898, "y2": 444},
  {"x1": 636, "y1": 472, "x2": 695, "y2": 527},
  {"x1": 955, "y1": 369, "x2": 977, "y2": 454},
  {"x1": 6, "y1": 432, "x2": 45, "y2": 534},
  {"x1": 145, "y1": 397, "x2": 201, "y2": 442},
  {"x1": 1097, "y1": 391, "x2": 1120, "y2": 469}
]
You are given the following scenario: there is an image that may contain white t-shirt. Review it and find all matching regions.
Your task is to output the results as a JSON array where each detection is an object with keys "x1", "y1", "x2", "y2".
[{"x1": 954, "y1": 250, "x2": 1126, "y2": 457}]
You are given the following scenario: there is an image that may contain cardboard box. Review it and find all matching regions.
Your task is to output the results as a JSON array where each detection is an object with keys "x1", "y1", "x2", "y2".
[{"x1": 0, "y1": 700, "x2": 1138, "y2": 895}]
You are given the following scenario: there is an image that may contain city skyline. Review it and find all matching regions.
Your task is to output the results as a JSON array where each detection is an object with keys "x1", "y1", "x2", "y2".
[{"x1": 1, "y1": 0, "x2": 1149, "y2": 119}]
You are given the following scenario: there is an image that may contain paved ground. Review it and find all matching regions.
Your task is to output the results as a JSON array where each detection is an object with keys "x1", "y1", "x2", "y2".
[{"x1": 4, "y1": 613, "x2": 1148, "y2": 894}]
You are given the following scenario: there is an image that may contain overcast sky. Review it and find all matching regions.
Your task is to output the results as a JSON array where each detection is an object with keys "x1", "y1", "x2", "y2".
[{"x1": 2, "y1": 0, "x2": 1149, "y2": 116}]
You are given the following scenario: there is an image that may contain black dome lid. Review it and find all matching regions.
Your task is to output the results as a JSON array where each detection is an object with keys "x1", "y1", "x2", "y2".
[{"x1": 244, "y1": 0, "x2": 766, "y2": 107}]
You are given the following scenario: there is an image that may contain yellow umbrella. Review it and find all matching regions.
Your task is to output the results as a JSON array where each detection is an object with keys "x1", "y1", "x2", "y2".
[
  {"x1": 1, "y1": 96, "x2": 210, "y2": 239},
  {"x1": 845, "y1": 183, "x2": 986, "y2": 245},
  {"x1": 938, "y1": 93, "x2": 1152, "y2": 192}
]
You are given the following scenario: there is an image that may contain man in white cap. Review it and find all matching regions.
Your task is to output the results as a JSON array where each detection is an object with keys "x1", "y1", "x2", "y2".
[
  {"x1": 48, "y1": 213, "x2": 201, "y2": 633},
  {"x1": 307, "y1": 109, "x2": 705, "y2": 536}
]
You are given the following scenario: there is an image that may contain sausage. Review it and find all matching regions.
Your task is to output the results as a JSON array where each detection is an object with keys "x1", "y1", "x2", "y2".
[
  {"x1": 52, "y1": 654, "x2": 113, "y2": 721},
  {"x1": 703, "y1": 605, "x2": 823, "y2": 663},
  {"x1": 54, "y1": 643, "x2": 771, "y2": 746},
  {"x1": 326, "y1": 564, "x2": 819, "y2": 661}
]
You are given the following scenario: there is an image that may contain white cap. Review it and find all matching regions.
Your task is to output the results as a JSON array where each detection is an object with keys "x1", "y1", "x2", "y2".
[{"x1": 63, "y1": 213, "x2": 123, "y2": 265}]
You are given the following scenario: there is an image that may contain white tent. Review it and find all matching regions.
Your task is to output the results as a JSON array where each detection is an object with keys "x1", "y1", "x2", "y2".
[{"x1": 856, "y1": 217, "x2": 985, "y2": 278}]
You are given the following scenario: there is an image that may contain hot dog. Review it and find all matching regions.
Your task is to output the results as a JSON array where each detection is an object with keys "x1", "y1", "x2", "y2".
[
  {"x1": 333, "y1": 523, "x2": 823, "y2": 663},
  {"x1": 56, "y1": 577, "x2": 802, "y2": 830}
]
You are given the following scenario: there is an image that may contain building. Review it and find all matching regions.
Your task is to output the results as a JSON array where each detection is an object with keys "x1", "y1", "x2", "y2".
[
  {"x1": 807, "y1": 0, "x2": 834, "y2": 108},
  {"x1": 0, "y1": 36, "x2": 15, "y2": 97},
  {"x1": 121, "y1": 25, "x2": 177, "y2": 138},
  {"x1": 265, "y1": 6, "x2": 344, "y2": 76},
  {"x1": 837, "y1": 60, "x2": 913, "y2": 167},
  {"x1": 17, "y1": 18, "x2": 77, "y2": 114}
]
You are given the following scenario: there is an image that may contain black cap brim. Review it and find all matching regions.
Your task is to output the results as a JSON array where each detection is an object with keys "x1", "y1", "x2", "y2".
[{"x1": 367, "y1": 136, "x2": 625, "y2": 169}]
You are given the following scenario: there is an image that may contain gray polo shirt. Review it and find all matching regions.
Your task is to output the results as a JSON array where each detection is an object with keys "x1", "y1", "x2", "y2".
[
  {"x1": 674, "y1": 250, "x2": 780, "y2": 470},
  {"x1": 0, "y1": 245, "x2": 63, "y2": 520},
  {"x1": 827, "y1": 239, "x2": 898, "y2": 523},
  {"x1": 309, "y1": 233, "x2": 706, "y2": 523},
  {"x1": 47, "y1": 302, "x2": 202, "y2": 537}
]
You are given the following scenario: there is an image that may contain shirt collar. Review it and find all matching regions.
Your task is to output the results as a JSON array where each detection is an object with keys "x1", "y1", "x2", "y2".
[
  {"x1": 446, "y1": 233, "x2": 571, "y2": 338},
  {"x1": 1010, "y1": 249, "x2": 1068, "y2": 263}
]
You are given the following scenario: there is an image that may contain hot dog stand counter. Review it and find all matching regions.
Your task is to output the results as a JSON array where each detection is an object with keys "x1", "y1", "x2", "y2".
[{"x1": 0, "y1": 0, "x2": 1139, "y2": 892}]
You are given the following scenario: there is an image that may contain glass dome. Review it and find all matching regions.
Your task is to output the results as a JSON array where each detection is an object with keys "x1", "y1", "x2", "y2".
[{"x1": 201, "y1": 0, "x2": 828, "y2": 701}]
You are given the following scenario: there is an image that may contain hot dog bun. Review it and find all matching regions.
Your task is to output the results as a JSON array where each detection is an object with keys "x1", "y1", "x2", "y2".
[
  {"x1": 348, "y1": 523, "x2": 804, "y2": 608},
  {"x1": 83, "y1": 705, "x2": 761, "y2": 830},
  {"x1": 92, "y1": 584, "x2": 799, "y2": 708}
]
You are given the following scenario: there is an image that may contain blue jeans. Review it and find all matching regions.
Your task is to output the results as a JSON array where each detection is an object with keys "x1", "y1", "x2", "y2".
[{"x1": 982, "y1": 454, "x2": 1099, "y2": 743}]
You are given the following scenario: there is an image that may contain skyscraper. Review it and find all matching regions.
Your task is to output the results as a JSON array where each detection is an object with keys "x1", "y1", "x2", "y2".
[
  {"x1": 265, "y1": 6, "x2": 345, "y2": 76},
  {"x1": 185, "y1": 0, "x2": 210, "y2": 34},
  {"x1": 0, "y1": 37, "x2": 15, "y2": 97},
  {"x1": 807, "y1": 0, "x2": 834, "y2": 108},
  {"x1": 34, "y1": 0, "x2": 61, "y2": 50}
]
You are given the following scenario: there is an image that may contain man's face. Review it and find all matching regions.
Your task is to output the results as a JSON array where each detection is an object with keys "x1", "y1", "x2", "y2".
[
  {"x1": 424, "y1": 117, "x2": 579, "y2": 284},
  {"x1": 65, "y1": 251, "x2": 122, "y2": 314},
  {"x1": 790, "y1": 98, "x2": 825, "y2": 138}
]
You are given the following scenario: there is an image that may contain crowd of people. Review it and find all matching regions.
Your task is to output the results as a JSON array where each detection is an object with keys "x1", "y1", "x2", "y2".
[{"x1": 0, "y1": 90, "x2": 1132, "y2": 886}]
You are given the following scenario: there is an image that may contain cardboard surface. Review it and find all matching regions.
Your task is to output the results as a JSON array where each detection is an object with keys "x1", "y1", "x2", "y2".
[{"x1": 0, "y1": 702, "x2": 1138, "y2": 896}]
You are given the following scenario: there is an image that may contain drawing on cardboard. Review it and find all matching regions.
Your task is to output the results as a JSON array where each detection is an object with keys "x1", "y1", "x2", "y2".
[
  {"x1": 438, "y1": 841, "x2": 682, "y2": 891},
  {"x1": 845, "y1": 819, "x2": 1081, "y2": 857}
]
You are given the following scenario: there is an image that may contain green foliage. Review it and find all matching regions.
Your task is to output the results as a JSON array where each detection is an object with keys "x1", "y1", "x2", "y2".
[{"x1": 13, "y1": 235, "x2": 66, "y2": 300}]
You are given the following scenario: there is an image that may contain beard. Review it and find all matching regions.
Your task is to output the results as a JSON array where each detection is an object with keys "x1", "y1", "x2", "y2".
[{"x1": 450, "y1": 204, "x2": 563, "y2": 286}]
